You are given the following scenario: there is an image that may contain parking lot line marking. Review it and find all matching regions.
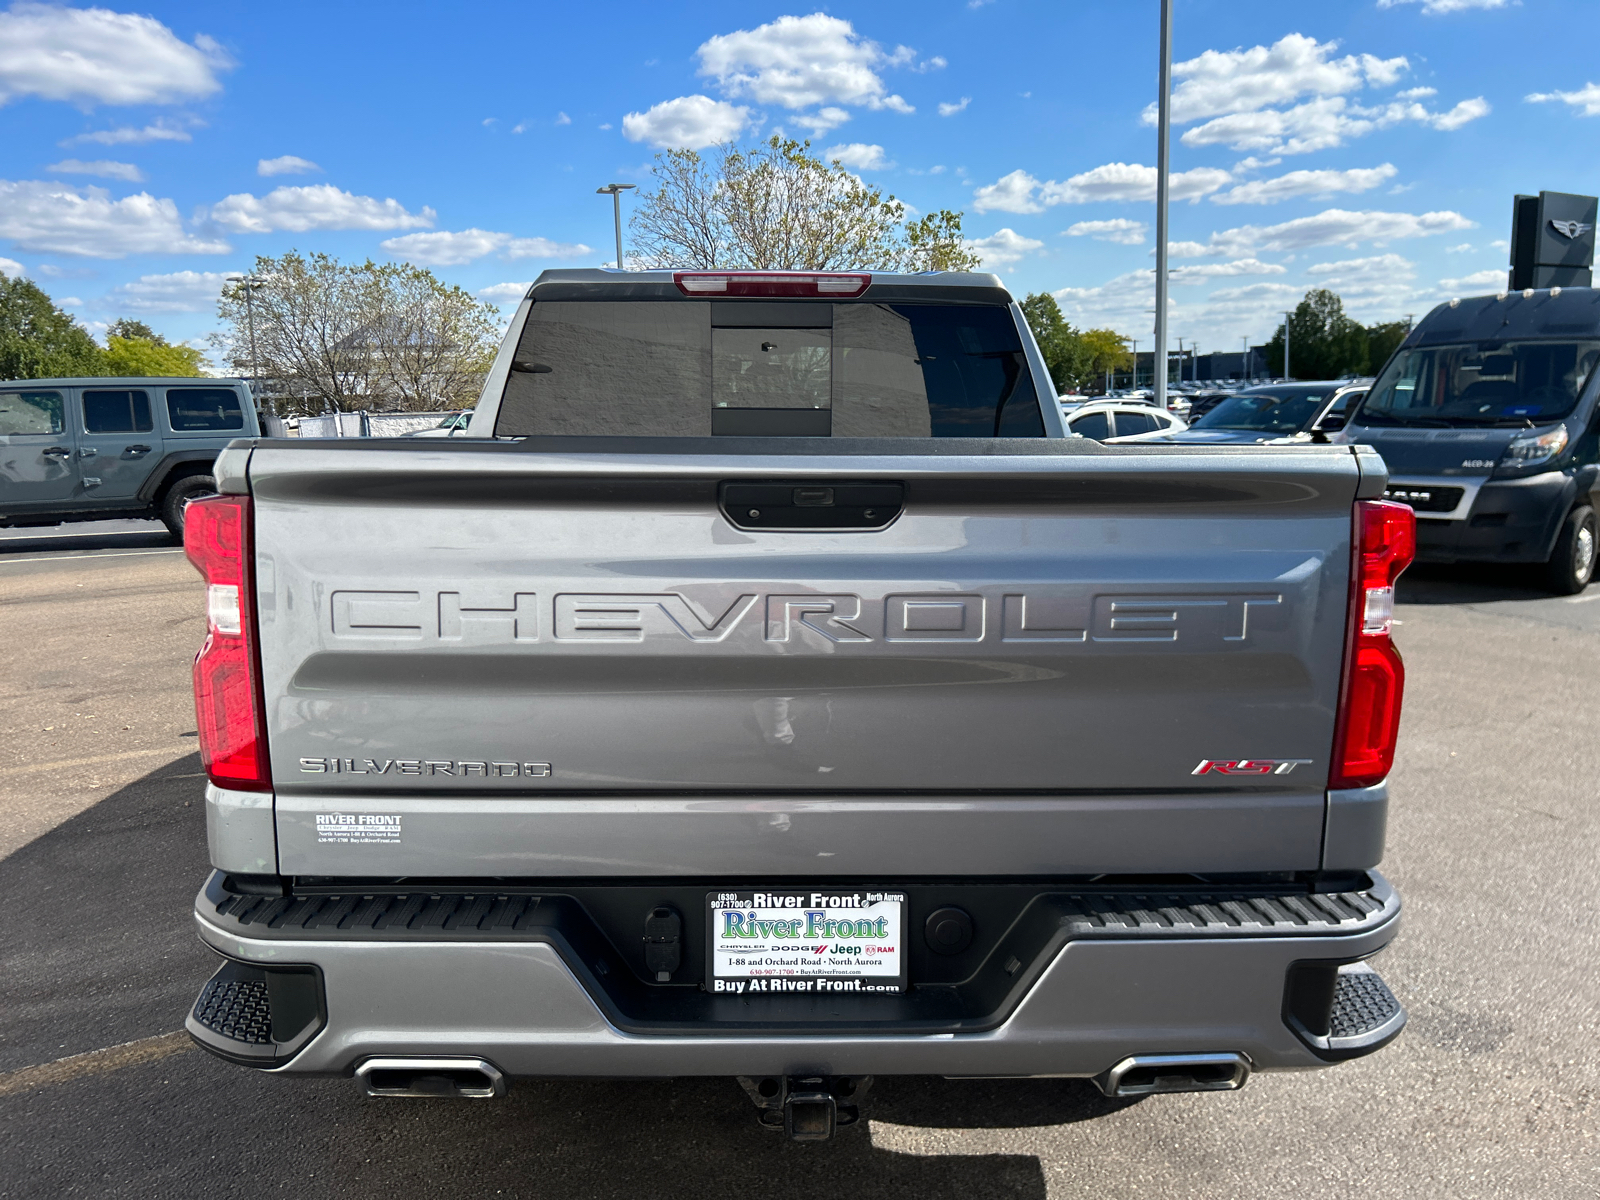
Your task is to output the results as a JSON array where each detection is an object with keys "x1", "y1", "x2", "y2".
[
  {"x1": 0, "y1": 549, "x2": 186, "y2": 565},
  {"x1": 0, "y1": 1031, "x2": 191, "y2": 1098},
  {"x1": 1563, "y1": 590, "x2": 1600, "y2": 603},
  {"x1": 0, "y1": 747, "x2": 185, "y2": 778}
]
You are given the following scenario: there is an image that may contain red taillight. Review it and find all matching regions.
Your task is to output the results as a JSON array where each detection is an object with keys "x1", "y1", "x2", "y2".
[
  {"x1": 184, "y1": 495, "x2": 270, "y2": 790},
  {"x1": 672, "y1": 271, "x2": 871, "y2": 298},
  {"x1": 1330, "y1": 500, "x2": 1416, "y2": 789}
]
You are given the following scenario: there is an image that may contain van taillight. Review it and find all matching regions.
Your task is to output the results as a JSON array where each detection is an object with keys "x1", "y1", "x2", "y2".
[
  {"x1": 184, "y1": 495, "x2": 270, "y2": 790},
  {"x1": 1330, "y1": 500, "x2": 1416, "y2": 790}
]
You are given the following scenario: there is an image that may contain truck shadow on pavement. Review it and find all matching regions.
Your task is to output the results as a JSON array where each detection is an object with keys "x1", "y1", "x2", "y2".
[
  {"x1": 0, "y1": 757, "x2": 1140, "y2": 1199},
  {"x1": 1396, "y1": 562, "x2": 1572, "y2": 605}
]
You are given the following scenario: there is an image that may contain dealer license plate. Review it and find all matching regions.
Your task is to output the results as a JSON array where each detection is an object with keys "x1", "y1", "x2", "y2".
[{"x1": 707, "y1": 889, "x2": 907, "y2": 996}]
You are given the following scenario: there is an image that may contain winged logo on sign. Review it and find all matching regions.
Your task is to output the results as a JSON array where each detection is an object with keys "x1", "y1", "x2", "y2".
[{"x1": 1549, "y1": 219, "x2": 1593, "y2": 240}]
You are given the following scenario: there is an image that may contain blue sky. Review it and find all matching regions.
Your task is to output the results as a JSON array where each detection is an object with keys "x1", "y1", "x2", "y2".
[{"x1": 2, "y1": 0, "x2": 1598, "y2": 364}]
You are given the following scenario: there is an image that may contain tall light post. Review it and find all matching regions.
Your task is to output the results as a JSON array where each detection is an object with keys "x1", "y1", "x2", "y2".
[
  {"x1": 1283, "y1": 310, "x2": 1293, "y2": 380},
  {"x1": 1153, "y1": 0, "x2": 1174, "y2": 412},
  {"x1": 226, "y1": 273, "x2": 268, "y2": 414},
  {"x1": 596, "y1": 183, "x2": 636, "y2": 270}
]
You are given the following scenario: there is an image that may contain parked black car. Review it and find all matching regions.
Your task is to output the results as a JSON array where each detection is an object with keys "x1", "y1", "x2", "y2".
[{"x1": 1169, "y1": 382, "x2": 1365, "y2": 445}]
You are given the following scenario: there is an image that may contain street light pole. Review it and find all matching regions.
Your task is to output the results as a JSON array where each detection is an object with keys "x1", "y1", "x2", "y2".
[
  {"x1": 1153, "y1": 0, "x2": 1174, "y2": 412},
  {"x1": 1283, "y1": 311, "x2": 1293, "y2": 380},
  {"x1": 226, "y1": 273, "x2": 269, "y2": 415},
  {"x1": 596, "y1": 183, "x2": 637, "y2": 269}
]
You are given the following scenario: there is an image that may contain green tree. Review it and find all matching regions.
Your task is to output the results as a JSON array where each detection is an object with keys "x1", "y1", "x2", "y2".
[
  {"x1": 1365, "y1": 319, "x2": 1410, "y2": 376},
  {"x1": 0, "y1": 275, "x2": 106, "y2": 379},
  {"x1": 107, "y1": 318, "x2": 162, "y2": 342},
  {"x1": 1079, "y1": 327, "x2": 1132, "y2": 387},
  {"x1": 212, "y1": 252, "x2": 500, "y2": 413},
  {"x1": 1019, "y1": 292, "x2": 1087, "y2": 392},
  {"x1": 1018, "y1": 294, "x2": 1131, "y2": 393},
  {"x1": 1265, "y1": 288, "x2": 1369, "y2": 380},
  {"x1": 104, "y1": 334, "x2": 206, "y2": 376},
  {"x1": 629, "y1": 136, "x2": 980, "y2": 272}
]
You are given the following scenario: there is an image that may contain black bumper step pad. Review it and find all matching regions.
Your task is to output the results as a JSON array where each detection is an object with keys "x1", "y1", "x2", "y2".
[
  {"x1": 194, "y1": 872, "x2": 1400, "y2": 1038},
  {"x1": 184, "y1": 959, "x2": 326, "y2": 1068},
  {"x1": 1330, "y1": 967, "x2": 1403, "y2": 1039},
  {"x1": 1285, "y1": 961, "x2": 1407, "y2": 1060},
  {"x1": 191, "y1": 976, "x2": 272, "y2": 1045}
]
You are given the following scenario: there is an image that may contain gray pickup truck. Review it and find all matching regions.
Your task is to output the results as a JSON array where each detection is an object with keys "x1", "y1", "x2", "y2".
[
  {"x1": 182, "y1": 270, "x2": 1415, "y2": 1139},
  {"x1": 0, "y1": 376, "x2": 259, "y2": 536}
]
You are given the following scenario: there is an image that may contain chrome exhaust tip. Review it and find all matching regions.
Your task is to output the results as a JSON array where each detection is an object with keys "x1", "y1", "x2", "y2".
[
  {"x1": 355, "y1": 1056, "x2": 506, "y2": 1099},
  {"x1": 1096, "y1": 1052, "x2": 1251, "y2": 1098}
]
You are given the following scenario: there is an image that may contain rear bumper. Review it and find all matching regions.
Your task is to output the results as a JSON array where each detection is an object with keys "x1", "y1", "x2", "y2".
[{"x1": 190, "y1": 871, "x2": 1404, "y2": 1080}]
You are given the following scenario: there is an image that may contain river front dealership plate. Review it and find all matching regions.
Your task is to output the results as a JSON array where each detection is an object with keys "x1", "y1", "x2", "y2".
[{"x1": 706, "y1": 890, "x2": 907, "y2": 996}]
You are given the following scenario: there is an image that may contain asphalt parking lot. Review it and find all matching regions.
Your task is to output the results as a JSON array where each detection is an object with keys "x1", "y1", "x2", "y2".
[{"x1": 1, "y1": 524, "x2": 1596, "y2": 1199}]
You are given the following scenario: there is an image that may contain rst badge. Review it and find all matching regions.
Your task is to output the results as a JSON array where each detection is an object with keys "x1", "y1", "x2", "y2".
[{"x1": 1193, "y1": 759, "x2": 1314, "y2": 776}]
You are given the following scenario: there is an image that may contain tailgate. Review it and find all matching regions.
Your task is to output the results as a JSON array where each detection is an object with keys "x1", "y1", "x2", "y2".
[{"x1": 244, "y1": 439, "x2": 1372, "y2": 876}]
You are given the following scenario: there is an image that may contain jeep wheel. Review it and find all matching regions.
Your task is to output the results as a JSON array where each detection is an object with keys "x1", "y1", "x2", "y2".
[
  {"x1": 161, "y1": 474, "x2": 217, "y2": 539},
  {"x1": 1540, "y1": 504, "x2": 1597, "y2": 595}
]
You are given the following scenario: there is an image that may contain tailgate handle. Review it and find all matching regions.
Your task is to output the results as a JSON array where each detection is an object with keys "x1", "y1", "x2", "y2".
[{"x1": 721, "y1": 481, "x2": 904, "y2": 530}]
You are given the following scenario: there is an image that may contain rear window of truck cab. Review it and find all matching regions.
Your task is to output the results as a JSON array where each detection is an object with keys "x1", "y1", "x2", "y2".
[{"x1": 493, "y1": 300, "x2": 1045, "y2": 439}]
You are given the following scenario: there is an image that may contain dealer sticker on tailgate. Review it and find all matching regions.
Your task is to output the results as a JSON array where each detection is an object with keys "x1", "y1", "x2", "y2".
[{"x1": 707, "y1": 890, "x2": 906, "y2": 995}]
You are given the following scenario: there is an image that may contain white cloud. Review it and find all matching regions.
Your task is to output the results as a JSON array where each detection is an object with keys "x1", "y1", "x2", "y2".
[
  {"x1": 1211, "y1": 163, "x2": 1398, "y2": 205},
  {"x1": 61, "y1": 121, "x2": 192, "y2": 147},
  {"x1": 1169, "y1": 258, "x2": 1288, "y2": 283},
  {"x1": 824, "y1": 142, "x2": 888, "y2": 170},
  {"x1": 1148, "y1": 33, "x2": 1484, "y2": 155},
  {"x1": 974, "y1": 162, "x2": 1233, "y2": 213},
  {"x1": 938, "y1": 97, "x2": 970, "y2": 117},
  {"x1": 1199, "y1": 207, "x2": 1475, "y2": 256},
  {"x1": 0, "y1": 3, "x2": 231, "y2": 108},
  {"x1": 966, "y1": 228, "x2": 1043, "y2": 267},
  {"x1": 1438, "y1": 268, "x2": 1507, "y2": 292},
  {"x1": 103, "y1": 269, "x2": 229, "y2": 313},
  {"x1": 790, "y1": 106, "x2": 850, "y2": 135},
  {"x1": 477, "y1": 282, "x2": 532, "y2": 304},
  {"x1": 380, "y1": 228, "x2": 506, "y2": 265},
  {"x1": 1065, "y1": 218, "x2": 1147, "y2": 245},
  {"x1": 1147, "y1": 35, "x2": 1407, "y2": 126},
  {"x1": 204, "y1": 185, "x2": 435, "y2": 234},
  {"x1": 1303, "y1": 252, "x2": 1420, "y2": 314},
  {"x1": 503, "y1": 236, "x2": 591, "y2": 260},
  {"x1": 697, "y1": 14, "x2": 916, "y2": 118},
  {"x1": 1378, "y1": 0, "x2": 1510, "y2": 12},
  {"x1": 1430, "y1": 97, "x2": 1490, "y2": 130},
  {"x1": 1182, "y1": 92, "x2": 1488, "y2": 155},
  {"x1": 1046, "y1": 162, "x2": 1235, "y2": 204},
  {"x1": 378, "y1": 229, "x2": 591, "y2": 266},
  {"x1": 0, "y1": 255, "x2": 23, "y2": 277},
  {"x1": 555, "y1": 111, "x2": 571, "y2": 125},
  {"x1": 257, "y1": 155, "x2": 320, "y2": 177},
  {"x1": 0, "y1": 179, "x2": 228, "y2": 257},
  {"x1": 1395, "y1": 86, "x2": 1437, "y2": 99},
  {"x1": 46, "y1": 159, "x2": 144, "y2": 182},
  {"x1": 1167, "y1": 241, "x2": 1215, "y2": 258},
  {"x1": 973, "y1": 170, "x2": 1044, "y2": 214},
  {"x1": 1446, "y1": 243, "x2": 1473, "y2": 252},
  {"x1": 1526, "y1": 83, "x2": 1600, "y2": 118},
  {"x1": 622, "y1": 95, "x2": 751, "y2": 148}
]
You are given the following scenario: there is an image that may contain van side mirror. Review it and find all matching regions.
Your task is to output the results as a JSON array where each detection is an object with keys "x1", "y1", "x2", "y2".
[{"x1": 1316, "y1": 412, "x2": 1348, "y2": 432}]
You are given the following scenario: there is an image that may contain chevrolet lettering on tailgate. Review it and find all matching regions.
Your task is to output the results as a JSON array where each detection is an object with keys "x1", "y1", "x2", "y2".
[{"x1": 329, "y1": 589, "x2": 1287, "y2": 646}]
